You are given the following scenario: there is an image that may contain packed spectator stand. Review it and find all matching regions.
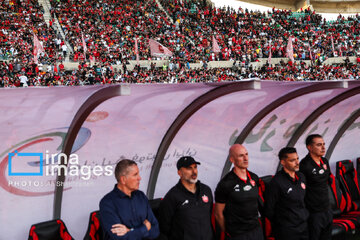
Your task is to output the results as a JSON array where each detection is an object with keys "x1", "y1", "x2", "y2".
[
  {"x1": 0, "y1": 0, "x2": 63, "y2": 64},
  {"x1": 49, "y1": 0, "x2": 174, "y2": 63},
  {"x1": 1, "y1": 0, "x2": 360, "y2": 87}
]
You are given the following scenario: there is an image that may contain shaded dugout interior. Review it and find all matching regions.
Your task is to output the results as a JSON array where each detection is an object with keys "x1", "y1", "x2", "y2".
[{"x1": 1, "y1": 80, "x2": 360, "y2": 239}]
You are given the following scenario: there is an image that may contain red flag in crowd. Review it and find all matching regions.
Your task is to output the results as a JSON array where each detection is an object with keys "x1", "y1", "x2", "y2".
[
  {"x1": 286, "y1": 37, "x2": 294, "y2": 62},
  {"x1": 33, "y1": 33, "x2": 45, "y2": 64},
  {"x1": 149, "y1": 39, "x2": 173, "y2": 57},
  {"x1": 212, "y1": 36, "x2": 221, "y2": 53},
  {"x1": 135, "y1": 38, "x2": 139, "y2": 64},
  {"x1": 331, "y1": 35, "x2": 335, "y2": 56},
  {"x1": 268, "y1": 41, "x2": 272, "y2": 64}
]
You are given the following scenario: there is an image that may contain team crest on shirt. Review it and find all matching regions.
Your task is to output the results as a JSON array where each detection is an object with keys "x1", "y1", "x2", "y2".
[
  {"x1": 323, "y1": 164, "x2": 327, "y2": 170},
  {"x1": 202, "y1": 194, "x2": 209, "y2": 203},
  {"x1": 243, "y1": 185, "x2": 252, "y2": 191},
  {"x1": 250, "y1": 180, "x2": 255, "y2": 187},
  {"x1": 301, "y1": 182, "x2": 306, "y2": 189},
  {"x1": 319, "y1": 169, "x2": 325, "y2": 174}
]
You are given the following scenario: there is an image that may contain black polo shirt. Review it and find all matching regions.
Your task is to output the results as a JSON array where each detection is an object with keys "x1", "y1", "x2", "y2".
[
  {"x1": 300, "y1": 154, "x2": 331, "y2": 213},
  {"x1": 265, "y1": 170, "x2": 308, "y2": 230},
  {"x1": 158, "y1": 180, "x2": 214, "y2": 240},
  {"x1": 215, "y1": 169, "x2": 260, "y2": 236}
]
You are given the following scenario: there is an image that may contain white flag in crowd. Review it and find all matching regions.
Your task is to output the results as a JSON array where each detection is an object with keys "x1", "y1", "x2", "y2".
[
  {"x1": 33, "y1": 33, "x2": 45, "y2": 64},
  {"x1": 212, "y1": 36, "x2": 221, "y2": 53},
  {"x1": 286, "y1": 37, "x2": 294, "y2": 62},
  {"x1": 82, "y1": 33, "x2": 87, "y2": 54},
  {"x1": 331, "y1": 35, "x2": 335, "y2": 56},
  {"x1": 149, "y1": 39, "x2": 173, "y2": 57},
  {"x1": 135, "y1": 38, "x2": 140, "y2": 63},
  {"x1": 268, "y1": 41, "x2": 272, "y2": 64}
]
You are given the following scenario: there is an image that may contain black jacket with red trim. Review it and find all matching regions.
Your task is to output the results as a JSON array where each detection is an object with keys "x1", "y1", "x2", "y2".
[
  {"x1": 300, "y1": 154, "x2": 331, "y2": 213},
  {"x1": 264, "y1": 170, "x2": 308, "y2": 229},
  {"x1": 158, "y1": 180, "x2": 214, "y2": 240}
]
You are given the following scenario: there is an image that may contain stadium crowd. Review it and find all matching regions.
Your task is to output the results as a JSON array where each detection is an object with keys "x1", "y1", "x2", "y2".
[
  {"x1": 1, "y1": 0, "x2": 360, "y2": 87},
  {"x1": 49, "y1": 0, "x2": 181, "y2": 63},
  {"x1": 1, "y1": 57, "x2": 360, "y2": 87},
  {"x1": 0, "y1": 0, "x2": 63, "y2": 65},
  {"x1": 50, "y1": 0, "x2": 360, "y2": 63},
  {"x1": 159, "y1": 0, "x2": 360, "y2": 61}
]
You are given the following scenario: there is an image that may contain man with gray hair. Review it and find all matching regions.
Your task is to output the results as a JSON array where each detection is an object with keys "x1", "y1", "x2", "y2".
[{"x1": 100, "y1": 159, "x2": 159, "y2": 240}]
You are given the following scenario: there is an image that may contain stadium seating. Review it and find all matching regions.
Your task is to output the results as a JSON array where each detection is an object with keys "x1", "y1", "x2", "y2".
[
  {"x1": 328, "y1": 173, "x2": 356, "y2": 238},
  {"x1": 336, "y1": 160, "x2": 360, "y2": 211},
  {"x1": 356, "y1": 157, "x2": 360, "y2": 179},
  {"x1": 83, "y1": 211, "x2": 104, "y2": 240},
  {"x1": 258, "y1": 175, "x2": 274, "y2": 240},
  {"x1": 28, "y1": 219, "x2": 74, "y2": 240},
  {"x1": 149, "y1": 198, "x2": 162, "y2": 221}
]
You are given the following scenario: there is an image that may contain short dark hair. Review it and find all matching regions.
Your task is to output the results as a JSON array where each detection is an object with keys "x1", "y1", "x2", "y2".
[
  {"x1": 305, "y1": 134, "x2": 323, "y2": 146},
  {"x1": 278, "y1": 147, "x2": 297, "y2": 161},
  {"x1": 114, "y1": 159, "x2": 137, "y2": 182}
]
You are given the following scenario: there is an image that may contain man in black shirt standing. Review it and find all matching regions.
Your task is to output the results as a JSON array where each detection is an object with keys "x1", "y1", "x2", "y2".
[
  {"x1": 158, "y1": 156, "x2": 214, "y2": 240},
  {"x1": 214, "y1": 144, "x2": 263, "y2": 240},
  {"x1": 265, "y1": 147, "x2": 308, "y2": 240},
  {"x1": 299, "y1": 134, "x2": 332, "y2": 240}
]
